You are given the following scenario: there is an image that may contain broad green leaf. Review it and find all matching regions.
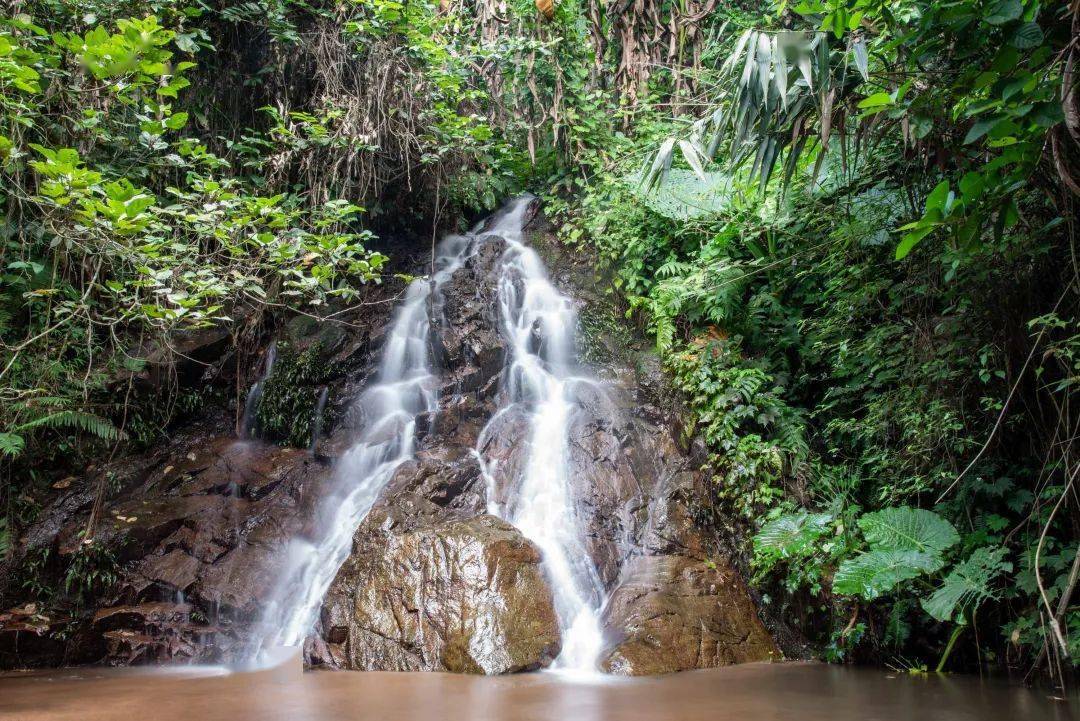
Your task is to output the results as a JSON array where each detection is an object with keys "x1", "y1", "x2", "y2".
[
  {"x1": 964, "y1": 118, "x2": 998, "y2": 145},
  {"x1": 924, "y1": 181, "x2": 951, "y2": 213},
  {"x1": 1010, "y1": 23, "x2": 1044, "y2": 50},
  {"x1": 833, "y1": 549, "x2": 942, "y2": 600},
  {"x1": 985, "y1": 0, "x2": 1022, "y2": 25},
  {"x1": 895, "y1": 224, "x2": 936, "y2": 260},
  {"x1": 165, "y1": 112, "x2": 189, "y2": 130},
  {"x1": 858, "y1": 506, "x2": 960, "y2": 555},
  {"x1": 921, "y1": 547, "x2": 1012, "y2": 622},
  {"x1": 753, "y1": 511, "x2": 833, "y2": 558},
  {"x1": 858, "y1": 92, "x2": 894, "y2": 109},
  {"x1": 959, "y1": 171, "x2": 985, "y2": 201}
]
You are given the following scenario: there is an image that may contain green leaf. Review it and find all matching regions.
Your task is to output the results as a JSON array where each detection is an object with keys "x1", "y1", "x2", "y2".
[
  {"x1": 964, "y1": 118, "x2": 997, "y2": 145},
  {"x1": 921, "y1": 547, "x2": 1012, "y2": 622},
  {"x1": 834, "y1": 549, "x2": 942, "y2": 600},
  {"x1": 924, "y1": 181, "x2": 951, "y2": 213},
  {"x1": 857, "y1": 92, "x2": 894, "y2": 109},
  {"x1": 959, "y1": 171, "x2": 985, "y2": 201},
  {"x1": 164, "y1": 112, "x2": 189, "y2": 130},
  {"x1": 895, "y1": 225, "x2": 936, "y2": 260},
  {"x1": 753, "y1": 511, "x2": 834, "y2": 558},
  {"x1": 984, "y1": 0, "x2": 1022, "y2": 25},
  {"x1": 1009, "y1": 23, "x2": 1043, "y2": 49},
  {"x1": 858, "y1": 506, "x2": 960, "y2": 555}
]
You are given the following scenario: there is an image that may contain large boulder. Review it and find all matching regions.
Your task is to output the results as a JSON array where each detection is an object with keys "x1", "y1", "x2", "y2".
[
  {"x1": 598, "y1": 554, "x2": 778, "y2": 675},
  {"x1": 319, "y1": 496, "x2": 561, "y2": 673}
]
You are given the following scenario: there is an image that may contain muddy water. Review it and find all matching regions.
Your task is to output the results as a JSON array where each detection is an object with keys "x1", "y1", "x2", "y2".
[{"x1": 1, "y1": 662, "x2": 1072, "y2": 721}]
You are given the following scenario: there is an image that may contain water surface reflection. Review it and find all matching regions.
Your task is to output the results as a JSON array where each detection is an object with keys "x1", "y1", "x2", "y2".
[{"x1": 1, "y1": 662, "x2": 1072, "y2": 721}]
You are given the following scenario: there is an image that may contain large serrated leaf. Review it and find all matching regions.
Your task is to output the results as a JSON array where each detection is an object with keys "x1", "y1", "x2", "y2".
[
  {"x1": 858, "y1": 506, "x2": 959, "y2": 555},
  {"x1": 632, "y1": 168, "x2": 731, "y2": 220},
  {"x1": 921, "y1": 546, "x2": 1012, "y2": 622},
  {"x1": 753, "y1": 511, "x2": 833, "y2": 558},
  {"x1": 833, "y1": 549, "x2": 942, "y2": 600}
]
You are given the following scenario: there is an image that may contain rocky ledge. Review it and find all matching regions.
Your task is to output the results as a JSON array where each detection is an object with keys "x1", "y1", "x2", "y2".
[{"x1": 1, "y1": 203, "x2": 778, "y2": 674}]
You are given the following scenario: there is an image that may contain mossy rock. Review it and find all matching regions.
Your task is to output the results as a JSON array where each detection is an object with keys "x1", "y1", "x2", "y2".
[
  {"x1": 577, "y1": 301, "x2": 636, "y2": 366},
  {"x1": 255, "y1": 341, "x2": 333, "y2": 448}
]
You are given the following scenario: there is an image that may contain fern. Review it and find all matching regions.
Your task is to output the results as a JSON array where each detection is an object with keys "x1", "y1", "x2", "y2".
[
  {"x1": 0, "y1": 432, "x2": 25, "y2": 459},
  {"x1": 15, "y1": 411, "x2": 127, "y2": 442}
]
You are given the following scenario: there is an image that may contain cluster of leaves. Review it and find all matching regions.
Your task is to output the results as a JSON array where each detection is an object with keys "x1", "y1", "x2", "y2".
[
  {"x1": 254, "y1": 341, "x2": 332, "y2": 448},
  {"x1": 670, "y1": 336, "x2": 808, "y2": 521},
  {"x1": 562, "y1": 0, "x2": 1077, "y2": 675},
  {"x1": 1, "y1": 3, "x2": 392, "y2": 555}
]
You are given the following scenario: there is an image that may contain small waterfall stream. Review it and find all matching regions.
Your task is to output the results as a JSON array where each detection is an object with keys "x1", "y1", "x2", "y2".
[
  {"x1": 476, "y1": 198, "x2": 606, "y2": 673},
  {"x1": 308, "y1": 387, "x2": 329, "y2": 456},
  {"x1": 253, "y1": 233, "x2": 473, "y2": 656},
  {"x1": 239, "y1": 342, "x2": 277, "y2": 439}
]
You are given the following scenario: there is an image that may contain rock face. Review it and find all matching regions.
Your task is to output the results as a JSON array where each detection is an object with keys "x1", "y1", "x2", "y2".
[
  {"x1": 27, "y1": 433, "x2": 332, "y2": 665},
  {"x1": 319, "y1": 499, "x2": 560, "y2": 673},
  {"x1": 409, "y1": 215, "x2": 778, "y2": 675},
  {"x1": 2, "y1": 202, "x2": 779, "y2": 675},
  {"x1": 599, "y1": 555, "x2": 778, "y2": 675}
]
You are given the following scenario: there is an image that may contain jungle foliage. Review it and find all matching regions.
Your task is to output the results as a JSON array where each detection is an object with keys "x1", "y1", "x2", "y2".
[
  {"x1": 559, "y1": 0, "x2": 1079, "y2": 684},
  {"x1": 1, "y1": 0, "x2": 1078, "y2": 685}
]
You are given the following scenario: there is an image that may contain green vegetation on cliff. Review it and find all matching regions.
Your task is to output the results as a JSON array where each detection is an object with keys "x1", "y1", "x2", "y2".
[{"x1": 1, "y1": 0, "x2": 1077, "y2": 683}]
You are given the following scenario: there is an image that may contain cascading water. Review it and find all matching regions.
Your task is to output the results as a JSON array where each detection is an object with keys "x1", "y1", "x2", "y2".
[
  {"x1": 476, "y1": 197, "x2": 606, "y2": 673},
  {"x1": 252, "y1": 233, "x2": 473, "y2": 656},
  {"x1": 308, "y1": 386, "x2": 329, "y2": 456},
  {"x1": 239, "y1": 342, "x2": 277, "y2": 439},
  {"x1": 253, "y1": 197, "x2": 606, "y2": 672}
]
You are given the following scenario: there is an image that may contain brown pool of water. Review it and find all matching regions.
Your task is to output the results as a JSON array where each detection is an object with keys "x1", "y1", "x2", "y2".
[{"x1": 1, "y1": 661, "x2": 1073, "y2": 721}]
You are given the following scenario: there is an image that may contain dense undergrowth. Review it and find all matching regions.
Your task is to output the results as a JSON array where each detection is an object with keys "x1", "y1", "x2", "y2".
[
  {"x1": 1, "y1": 0, "x2": 1078, "y2": 685},
  {"x1": 554, "y1": 0, "x2": 1079, "y2": 682}
]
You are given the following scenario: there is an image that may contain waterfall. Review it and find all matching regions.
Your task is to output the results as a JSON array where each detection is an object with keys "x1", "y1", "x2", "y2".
[
  {"x1": 239, "y1": 342, "x2": 277, "y2": 439},
  {"x1": 476, "y1": 197, "x2": 606, "y2": 673},
  {"x1": 252, "y1": 197, "x2": 606, "y2": 672},
  {"x1": 309, "y1": 386, "x2": 329, "y2": 456},
  {"x1": 252, "y1": 233, "x2": 473, "y2": 657}
]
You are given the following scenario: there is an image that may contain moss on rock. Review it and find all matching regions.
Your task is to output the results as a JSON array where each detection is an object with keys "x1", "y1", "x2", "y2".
[{"x1": 255, "y1": 341, "x2": 332, "y2": 448}]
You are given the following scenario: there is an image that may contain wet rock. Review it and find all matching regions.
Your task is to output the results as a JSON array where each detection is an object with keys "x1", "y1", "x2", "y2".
[
  {"x1": 5, "y1": 434, "x2": 333, "y2": 667},
  {"x1": 598, "y1": 554, "x2": 779, "y2": 675},
  {"x1": 0, "y1": 605, "x2": 76, "y2": 668},
  {"x1": 320, "y1": 498, "x2": 561, "y2": 674},
  {"x1": 5, "y1": 203, "x2": 782, "y2": 674},
  {"x1": 383, "y1": 448, "x2": 486, "y2": 514}
]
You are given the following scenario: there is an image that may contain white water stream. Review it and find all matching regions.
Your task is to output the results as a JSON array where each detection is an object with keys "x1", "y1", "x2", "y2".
[
  {"x1": 476, "y1": 198, "x2": 606, "y2": 674},
  {"x1": 253, "y1": 233, "x2": 473, "y2": 656},
  {"x1": 256, "y1": 198, "x2": 605, "y2": 674}
]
